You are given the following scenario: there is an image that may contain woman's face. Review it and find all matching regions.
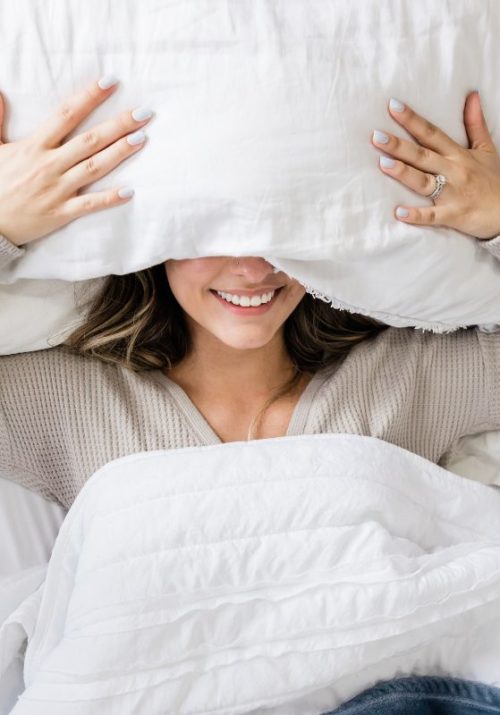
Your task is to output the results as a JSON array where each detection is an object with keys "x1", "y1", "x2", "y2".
[{"x1": 164, "y1": 256, "x2": 306, "y2": 350}]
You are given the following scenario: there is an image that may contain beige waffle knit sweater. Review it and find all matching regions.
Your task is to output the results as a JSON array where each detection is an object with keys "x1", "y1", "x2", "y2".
[{"x1": 2, "y1": 233, "x2": 500, "y2": 509}]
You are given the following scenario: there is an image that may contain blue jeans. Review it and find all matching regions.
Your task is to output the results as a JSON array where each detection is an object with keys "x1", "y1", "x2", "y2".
[{"x1": 321, "y1": 676, "x2": 500, "y2": 714}]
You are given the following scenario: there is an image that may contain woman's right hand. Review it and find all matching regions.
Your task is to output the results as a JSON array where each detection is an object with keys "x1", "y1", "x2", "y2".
[{"x1": 0, "y1": 76, "x2": 153, "y2": 247}]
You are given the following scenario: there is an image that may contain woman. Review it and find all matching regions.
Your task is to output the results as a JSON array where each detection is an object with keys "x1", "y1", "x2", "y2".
[
  {"x1": 1, "y1": 76, "x2": 500, "y2": 510},
  {"x1": 2, "y1": 76, "x2": 500, "y2": 713}
]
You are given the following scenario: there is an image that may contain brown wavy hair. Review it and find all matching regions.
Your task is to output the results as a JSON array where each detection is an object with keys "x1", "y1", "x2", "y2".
[{"x1": 62, "y1": 264, "x2": 389, "y2": 440}]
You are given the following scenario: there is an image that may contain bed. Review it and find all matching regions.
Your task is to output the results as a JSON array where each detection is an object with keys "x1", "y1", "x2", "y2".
[{"x1": 2, "y1": 1, "x2": 500, "y2": 712}]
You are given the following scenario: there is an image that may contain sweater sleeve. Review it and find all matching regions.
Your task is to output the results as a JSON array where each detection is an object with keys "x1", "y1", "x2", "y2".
[
  {"x1": 0, "y1": 392, "x2": 12, "y2": 477},
  {"x1": 0, "y1": 351, "x2": 70, "y2": 506},
  {"x1": 0, "y1": 368, "x2": 61, "y2": 505},
  {"x1": 0, "y1": 233, "x2": 61, "y2": 504},
  {"x1": 0, "y1": 388, "x2": 50, "y2": 502},
  {"x1": 0, "y1": 233, "x2": 26, "y2": 267}
]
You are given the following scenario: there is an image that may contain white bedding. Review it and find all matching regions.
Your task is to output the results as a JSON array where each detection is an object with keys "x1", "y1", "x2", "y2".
[
  {"x1": 3, "y1": 0, "x2": 500, "y2": 346},
  {"x1": 0, "y1": 481, "x2": 67, "y2": 714},
  {"x1": 3, "y1": 433, "x2": 500, "y2": 714},
  {"x1": 0, "y1": 479, "x2": 67, "y2": 578}
]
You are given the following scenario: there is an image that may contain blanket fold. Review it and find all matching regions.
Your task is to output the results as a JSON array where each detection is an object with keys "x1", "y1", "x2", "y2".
[{"x1": 7, "y1": 434, "x2": 500, "y2": 714}]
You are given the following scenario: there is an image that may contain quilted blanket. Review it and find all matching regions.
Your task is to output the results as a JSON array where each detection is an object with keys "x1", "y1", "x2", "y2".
[{"x1": 6, "y1": 434, "x2": 500, "y2": 714}]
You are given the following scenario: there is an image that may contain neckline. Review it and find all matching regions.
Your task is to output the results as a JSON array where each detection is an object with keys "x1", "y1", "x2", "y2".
[{"x1": 149, "y1": 366, "x2": 333, "y2": 444}]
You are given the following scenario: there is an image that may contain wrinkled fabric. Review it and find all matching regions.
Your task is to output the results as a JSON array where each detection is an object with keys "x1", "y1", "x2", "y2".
[
  {"x1": 9, "y1": 434, "x2": 500, "y2": 714},
  {"x1": 1, "y1": 1, "x2": 500, "y2": 331}
]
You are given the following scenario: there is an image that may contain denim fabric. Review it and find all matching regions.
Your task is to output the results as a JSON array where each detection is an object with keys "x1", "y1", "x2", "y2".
[{"x1": 321, "y1": 676, "x2": 500, "y2": 714}]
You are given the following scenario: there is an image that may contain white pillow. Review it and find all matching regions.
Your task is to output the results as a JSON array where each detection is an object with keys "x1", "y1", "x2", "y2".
[
  {"x1": 0, "y1": 276, "x2": 104, "y2": 354},
  {"x1": 1, "y1": 0, "x2": 500, "y2": 350}
]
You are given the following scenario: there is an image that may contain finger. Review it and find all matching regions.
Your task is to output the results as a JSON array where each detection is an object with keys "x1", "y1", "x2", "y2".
[
  {"x1": 463, "y1": 90, "x2": 496, "y2": 153},
  {"x1": 59, "y1": 186, "x2": 135, "y2": 222},
  {"x1": 0, "y1": 92, "x2": 4, "y2": 143},
  {"x1": 393, "y1": 204, "x2": 452, "y2": 227},
  {"x1": 372, "y1": 129, "x2": 445, "y2": 174},
  {"x1": 60, "y1": 131, "x2": 147, "y2": 195},
  {"x1": 31, "y1": 76, "x2": 119, "y2": 149},
  {"x1": 388, "y1": 98, "x2": 464, "y2": 157},
  {"x1": 53, "y1": 105, "x2": 153, "y2": 173},
  {"x1": 378, "y1": 155, "x2": 441, "y2": 198}
]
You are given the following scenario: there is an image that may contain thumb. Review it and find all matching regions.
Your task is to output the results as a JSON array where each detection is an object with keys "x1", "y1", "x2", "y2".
[{"x1": 464, "y1": 90, "x2": 496, "y2": 152}]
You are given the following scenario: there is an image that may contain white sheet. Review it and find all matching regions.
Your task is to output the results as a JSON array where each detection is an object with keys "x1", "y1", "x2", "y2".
[
  {"x1": 0, "y1": 478, "x2": 67, "y2": 578},
  {"x1": 0, "y1": 479, "x2": 67, "y2": 714},
  {"x1": 0, "y1": 566, "x2": 46, "y2": 715},
  {"x1": 4, "y1": 433, "x2": 500, "y2": 714}
]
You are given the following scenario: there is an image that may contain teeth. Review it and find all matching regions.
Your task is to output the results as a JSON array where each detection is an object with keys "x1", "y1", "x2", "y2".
[{"x1": 216, "y1": 290, "x2": 276, "y2": 307}]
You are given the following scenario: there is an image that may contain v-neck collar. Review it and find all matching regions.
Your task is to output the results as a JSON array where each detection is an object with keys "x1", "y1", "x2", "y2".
[{"x1": 149, "y1": 366, "x2": 333, "y2": 445}]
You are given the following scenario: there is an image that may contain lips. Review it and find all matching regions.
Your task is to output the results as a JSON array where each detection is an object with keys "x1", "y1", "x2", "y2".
[
  {"x1": 209, "y1": 286, "x2": 283, "y2": 312},
  {"x1": 210, "y1": 287, "x2": 284, "y2": 297}
]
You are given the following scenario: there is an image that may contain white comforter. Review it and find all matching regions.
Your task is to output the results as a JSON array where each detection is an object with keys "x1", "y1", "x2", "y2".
[{"x1": 4, "y1": 433, "x2": 500, "y2": 714}]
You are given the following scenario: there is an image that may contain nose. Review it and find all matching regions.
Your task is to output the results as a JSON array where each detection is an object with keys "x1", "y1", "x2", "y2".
[{"x1": 229, "y1": 256, "x2": 277, "y2": 281}]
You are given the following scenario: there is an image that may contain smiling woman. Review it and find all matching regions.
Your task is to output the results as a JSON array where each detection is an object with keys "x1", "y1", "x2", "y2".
[
  {"x1": 4, "y1": 77, "x2": 500, "y2": 512},
  {"x1": 62, "y1": 254, "x2": 388, "y2": 441},
  {"x1": 156, "y1": 256, "x2": 316, "y2": 441}
]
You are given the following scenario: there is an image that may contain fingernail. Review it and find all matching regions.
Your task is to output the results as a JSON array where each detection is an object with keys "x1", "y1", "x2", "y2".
[
  {"x1": 396, "y1": 207, "x2": 409, "y2": 218},
  {"x1": 380, "y1": 156, "x2": 396, "y2": 168},
  {"x1": 132, "y1": 106, "x2": 154, "y2": 122},
  {"x1": 118, "y1": 187, "x2": 135, "y2": 199},
  {"x1": 389, "y1": 97, "x2": 405, "y2": 112},
  {"x1": 98, "y1": 74, "x2": 119, "y2": 90},
  {"x1": 127, "y1": 130, "x2": 146, "y2": 145},
  {"x1": 373, "y1": 130, "x2": 389, "y2": 144}
]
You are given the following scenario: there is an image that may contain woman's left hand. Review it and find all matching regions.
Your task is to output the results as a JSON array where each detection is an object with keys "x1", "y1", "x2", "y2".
[{"x1": 371, "y1": 92, "x2": 500, "y2": 240}]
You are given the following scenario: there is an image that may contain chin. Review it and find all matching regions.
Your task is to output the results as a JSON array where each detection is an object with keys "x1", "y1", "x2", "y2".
[{"x1": 214, "y1": 329, "x2": 275, "y2": 351}]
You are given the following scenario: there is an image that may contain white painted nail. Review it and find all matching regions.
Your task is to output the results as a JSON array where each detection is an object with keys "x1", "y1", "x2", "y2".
[
  {"x1": 97, "y1": 74, "x2": 119, "y2": 90},
  {"x1": 127, "y1": 130, "x2": 146, "y2": 145},
  {"x1": 118, "y1": 187, "x2": 135, "y2": 199},
  {"x1": 396, "y1": 207, "x2": 409, "y2": 218},
  {"x1": 132, "y1": 106, "x2": 154, "y2": 122},
  {"x1": 389, "y1": 97, "x2": 405, "y2": 112},
  {"x1": 373, "y1": 130, "x2": 389, "y2": 144},
  {"x1": 380, "y1": 156, "x2": 396, "y2": 168}
]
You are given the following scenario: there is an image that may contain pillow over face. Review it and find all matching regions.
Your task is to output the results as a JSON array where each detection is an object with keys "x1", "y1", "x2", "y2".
[{"x1": 1, "y1": 0, "x2": 500, "y2": 354}]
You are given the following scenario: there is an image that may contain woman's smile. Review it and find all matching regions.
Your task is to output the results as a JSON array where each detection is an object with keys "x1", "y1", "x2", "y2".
[{"x1": 209, "y1": 286, "x2": 284, "y2": 315}]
